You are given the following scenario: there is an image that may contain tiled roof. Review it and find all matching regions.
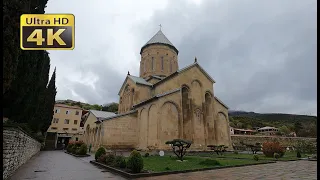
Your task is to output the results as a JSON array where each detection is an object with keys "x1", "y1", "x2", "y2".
[
  {"x1": 90, "y1": 110, "x2": 116, "y2": 119},
  {"x1": 102, "y1": 110, "x2": 138, "y2": 121},
  {"x1": 258, "y1": 126, "x2": 278, "y2": 130},
  {"x1": 153, "y1": 62, "x2": 216, "y2": 87},
  {"x1": 140, "y1": 30, "x2": 178, "y2": 54},
  {"x1": 118, "y1": 75, "x2": 153, "y2": 95},
  {"x1": 128, "y1": 75, "x2": 153, "y2": 86}
]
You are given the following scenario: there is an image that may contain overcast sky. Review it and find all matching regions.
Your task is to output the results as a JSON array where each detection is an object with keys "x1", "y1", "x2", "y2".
[{"x1": 45, "y1": 0, "x2": 317, "y2": 115}]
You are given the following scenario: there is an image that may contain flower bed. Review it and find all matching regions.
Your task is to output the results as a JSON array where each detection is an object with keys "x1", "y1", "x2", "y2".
[
  {"x1": 65, "y1": 140, "x2": 90, "y2": 157},
  {"x1": 65, "y1": 151, "x2": 90, "y2": 157},
  {"x1": 90, "y1": 156, "x2": 275, "y2": 178},
  {"x1": 91, "y1": 147, "x2": 275, "y2": 179}
]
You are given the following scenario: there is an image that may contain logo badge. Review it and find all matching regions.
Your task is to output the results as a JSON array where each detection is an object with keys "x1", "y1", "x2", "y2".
[{"x1": 20, "y1": 14, "x2": 75, "y2": 50}]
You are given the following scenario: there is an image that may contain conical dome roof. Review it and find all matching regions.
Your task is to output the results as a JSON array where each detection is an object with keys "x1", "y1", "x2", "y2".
[{"x1": 140, "y1": 30, "x2": 178, "y2": 54}]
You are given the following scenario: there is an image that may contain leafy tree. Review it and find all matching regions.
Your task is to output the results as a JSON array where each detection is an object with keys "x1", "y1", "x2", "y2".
[
  {"x1": 229, "y1": 121, "x2": 235, "y2": 127},
  {"x1": 165, "y1": 139, "x2": 192, "y2": 161},
  {"x1": 279, "y1": 125, "x2": 290, "y2": 135},
  {"x1": 207, "y1": 145, "x2": 228, "y2": 155},
  {"x1": 294, "y1": 122, "x2": 303, "y2": 135},
  {"x1": 240, "y1": 141, "x2": 261, "y2": 154},
  {"x1": 102, "y1": 103, "x2": 118, "y2": 113}
]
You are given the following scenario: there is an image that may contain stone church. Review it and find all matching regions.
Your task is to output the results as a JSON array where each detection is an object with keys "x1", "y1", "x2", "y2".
[{"x1": 83, "y1": 29, "x2": 232, "y2": 151}]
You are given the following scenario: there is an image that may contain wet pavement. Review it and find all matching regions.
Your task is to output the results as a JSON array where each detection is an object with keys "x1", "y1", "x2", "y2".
[
  {"x1": 9, "y1": 150, "x2": 317, "y2": 180},
  {"x1": 138, "y1": 160, "x2": 317, "y2": 180},
  {"x1": 9, "y1": 150, "x2": 126, "y2": 180}
]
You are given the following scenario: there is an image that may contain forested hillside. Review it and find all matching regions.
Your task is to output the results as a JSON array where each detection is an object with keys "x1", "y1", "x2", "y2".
[
  {"x1": 56, "y1": 99, "x2": 119, "y2": 113},
  {"x1": 228, "y1": 111, "x2": 317, "y2": 137}
]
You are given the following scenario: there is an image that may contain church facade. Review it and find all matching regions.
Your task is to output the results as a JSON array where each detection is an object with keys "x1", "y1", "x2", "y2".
[{"x1": 82, "y1": 30, "x2": 232, "y2": 151}]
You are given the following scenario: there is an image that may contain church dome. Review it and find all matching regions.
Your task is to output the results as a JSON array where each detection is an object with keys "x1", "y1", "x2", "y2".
[{"x1": 140, "y1": 30, "x2": 179, "y2": 54}]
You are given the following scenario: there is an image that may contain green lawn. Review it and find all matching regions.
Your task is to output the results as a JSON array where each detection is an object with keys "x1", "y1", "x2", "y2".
[
  {"x1": 141, "y1": 156, "x2": 272, "y2": 172},
  {"x1": 193, "y1": 151, "x2": 307, "y2": 161}
]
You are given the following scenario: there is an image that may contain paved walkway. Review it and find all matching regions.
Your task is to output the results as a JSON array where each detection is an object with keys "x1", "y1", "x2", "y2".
[
  {"x1": 9, "y1": 150, "x2": 125, "y2": 180},
  {"x1": 10, "y1": 151, "x2": 317, "y2": 180},
  {"x1": 138, "y1": 160, "x2": 317, "y2": 180}
]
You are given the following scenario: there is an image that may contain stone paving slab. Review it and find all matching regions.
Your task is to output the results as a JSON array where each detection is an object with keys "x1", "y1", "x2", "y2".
[
  {"x1": 137, "y1": 160, "x2": 317, "y2": 180},
  {"x1": 9, "y1": 150, "x2": 126, "y2": 180},
  {"x1": 9, "y1": 150, "x2": 317, "y2": 180}
]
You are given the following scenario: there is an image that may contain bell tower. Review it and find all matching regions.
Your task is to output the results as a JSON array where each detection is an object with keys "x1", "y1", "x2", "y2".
[{"x1": 139, "y1": 28, "x2": 179, "y2": 79}]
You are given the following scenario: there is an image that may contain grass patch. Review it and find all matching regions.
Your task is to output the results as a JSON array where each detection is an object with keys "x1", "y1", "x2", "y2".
[
  {"x1": 141, "y1": 156, "x2": 271, "y2": 172},
  {"x1": 192, "y1": 151, "x2": 307, "y2": 161}
]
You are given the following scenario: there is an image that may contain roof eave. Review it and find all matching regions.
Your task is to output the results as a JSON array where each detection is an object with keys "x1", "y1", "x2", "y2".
[
  {"x1": 140, "y1": 43, "x2": 179, "y2": 55},
  {"x1": 214, "y1": 96, "x2": 229, "y2": 109}
]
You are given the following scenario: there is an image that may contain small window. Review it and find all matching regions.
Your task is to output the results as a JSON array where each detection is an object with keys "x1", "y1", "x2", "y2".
[
  {"x1": 151, "y1": 57, "x2": 154, "y2": 71},
  {"x1": 74, "y1": 120, "x2": 78, "y2": 125},
  {"x1": 75, "y1": 111, "x2": 79, "y2": 115},
  {"x1": 72, "y1": 128, "x2": 77, "y2": 131},
  {"x1": 64, "y1": 119, "x2": 70, "y2": 124},
  {"x1": 55, "y1": 109, "x2": 60, "y2": 113},
  {"x1": 53, "y1": 118, "x2": 59, "y2": 123},
  {"x1": 76, "y1": 137, "x2": 79, "y2": 141},
  {"x1": 66, "y1": 110, "x2": 70, "y2": 115},
  {"x1": 51, "y1": 127, "x2": 57, "y2": 130},
  {"x1": 63, "y1": 128, "x2": 69, "y2": 131},
  {"x1": 161, "y1": 57, "x2": 164, "y2": 70}
]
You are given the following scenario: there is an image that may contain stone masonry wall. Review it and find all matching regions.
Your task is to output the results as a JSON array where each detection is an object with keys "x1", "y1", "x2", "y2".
[
  {"x1": 3, "y1": 127, "x2": 41, "y2": 180},
  {"x1": 231, "y1": 135, "x2": 317, "y2": 147}
]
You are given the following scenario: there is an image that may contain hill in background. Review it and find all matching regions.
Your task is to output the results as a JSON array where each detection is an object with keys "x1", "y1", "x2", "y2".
[
  {"x1": 228, "y1": 111, "x2": 317, "y2": 137},
  {"x1": 56, "y1": 99, "x2": 118, "y2": 113}
]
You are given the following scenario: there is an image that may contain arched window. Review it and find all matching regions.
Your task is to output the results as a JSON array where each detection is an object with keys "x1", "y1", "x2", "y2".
[
  {"x1": 161, "y1": 57, "x2": 164, "y2": 70},
  {"x1": 151, "y1": 57, "x2": 154, "y2": 71}
]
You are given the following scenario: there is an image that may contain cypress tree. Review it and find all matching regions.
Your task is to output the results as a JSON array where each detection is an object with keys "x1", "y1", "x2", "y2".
[
  {"x1": 40, "y1": 68, "x2": 57, "y2": 134},
  {"x1": 3, "y1": 0, "x2": 52, "y2": 135},
  {"x1": 3, "y1": 0, "x2": 49, "y2": 94}
]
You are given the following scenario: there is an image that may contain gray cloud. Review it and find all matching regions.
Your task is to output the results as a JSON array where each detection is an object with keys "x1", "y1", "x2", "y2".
[{"x1": 46, "y1": 0, "x2": 316, "y2": 115}]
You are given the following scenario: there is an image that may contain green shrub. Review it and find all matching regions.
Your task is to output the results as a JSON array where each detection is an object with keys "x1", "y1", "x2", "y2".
[
  {"x1": 164, "y1": 167, "x2": 171, "y2": 171},
  {"x1": 98, "y1": 154, "x2": 107, "y2": 163},
  {"x1": 199, "y1": 159, "x2": 221, "y2": 166},
  {"x1": 105, "y1": 154, "x2": 116, "y2": 165},
  {"x1": 295, "y1": 140, "x2": 316, "y2": 154},
  {"x1": 71, "y1": 145, "x2": 78, "y2": 154},
  {"x1": 274, "y1": 153, "x2": 280, "y2": 160},
  {"x1": 297, "y1": 151, "x2": 302, "y2": 158},
  {"x1": 144, "y1": 153, "x2": 150, "y2": 157},
  {"x1": 77, "y1": 144, "x2": 87, "y2": 155},
  {"x1": 234, "y1": 151, "x2": 239, "y2": 155},
  {"x1": 74, "y1": 140, "x2": 85, "y2": 147},
  {"x1": 114, "y1": 156, "x2": 126, "y2": 168},
  {"x1": 95, "y1": 147, "x2": 106, "y2": 161},
  {"x1": 253, "y1": 154, "x2": 259, "y2": 161},
  {"x1": 127, "y1": 150, "x2": 144, "y2": 173},
  {"x1": 67, "y1": 144, "x2": 73, "y2": 153}
]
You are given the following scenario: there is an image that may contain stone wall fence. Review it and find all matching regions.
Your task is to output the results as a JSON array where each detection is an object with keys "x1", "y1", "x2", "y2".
[
  {"x1": 3, "y1": 125, "x2": 41, "y2": 180},
  {"x1": 231, "y1": 135, "x2": 317, "y2": 148}
]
